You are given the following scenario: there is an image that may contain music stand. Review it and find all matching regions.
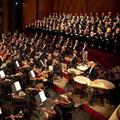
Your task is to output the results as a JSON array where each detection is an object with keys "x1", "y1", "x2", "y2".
[
  {"x1": 15, "y1": 60, "x2": 20, "y2": 68},
  {"x1": 0, "y1": 108, "x2": 2, "y2": 115},
  {"x1": 28, "y1": 70, "x2": 36, "y2": 80},
  {"x1": 11, "y1": 81, "x2": 22, "y2": 93},
  {"x1": 35, "y1": 90, "x2": 47, "y2": 106},
  {"x1": 0, "y1": 70, "x2": 5, "y2": 79}
]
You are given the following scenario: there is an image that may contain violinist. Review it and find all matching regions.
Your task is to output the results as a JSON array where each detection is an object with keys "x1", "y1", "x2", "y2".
[
  {"x1": 54, "y1": 95, "x2": 75, "y2": 120},
  {"x1": 84, "y1": 61, "x2": 98, "y2": 80},
  {"x1": 81, "y1": 42, "x2": 88, "y2": 63}
]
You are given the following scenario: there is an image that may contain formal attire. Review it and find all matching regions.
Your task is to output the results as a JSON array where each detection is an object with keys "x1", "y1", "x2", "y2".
[{"x1": 84, "y1": 66, "x2": 97, "y2": 80}]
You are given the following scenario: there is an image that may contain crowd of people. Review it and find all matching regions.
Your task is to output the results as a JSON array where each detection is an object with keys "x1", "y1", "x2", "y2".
[
  {"x1": 0, "y1": 30, "x2": 113, "y2": 119},
  {"x1": 0, "y1": 11, "x2": 120, "y2": 119},
  {"x1": 26, "y1": 12, "x2": 120, "y2": 55}
]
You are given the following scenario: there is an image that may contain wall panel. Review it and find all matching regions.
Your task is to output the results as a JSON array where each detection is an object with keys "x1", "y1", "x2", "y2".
[
  {"x1": 38, "y1": 0, "x2": 44, "y2": 19},
  {"x1": 50, "y1": 0, "x2": 120, "y2": 15},
  {"x1": 86, "y1": 0, "x2": 116, "y2": 14},
  {"x1": 23, "y1": 0, "x2": 36, "y2": 26}
]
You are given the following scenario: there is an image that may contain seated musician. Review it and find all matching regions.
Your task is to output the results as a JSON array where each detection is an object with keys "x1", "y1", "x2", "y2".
[
  {"x1": 33, "y1": 67, "x2": 48, "y2": 81},
  {"x1": 81, "y1": 50, "x2": 88, "y2": 63},
  {"x1": 27, "y1": 83, "x2": 44, "y2": 92},
  {"x1": 39, "y1": 95, "x2": 74, "y2": 120},
  {"x1": 59, "y1": 46, "x2": 67, "y2": 62},
  {"x1": 84, "y1": 61, "x2": 98, "y2": 80},
  {"x1": 26, "y1": 83, "x2": 44, "y2": 97},
  {"x1": 81, "y1": 42, "x2": 88, "y2": 63},
  {"x1": 46, "y1": 54, "x2": 53, "y2": 67},
  {"x1": 68, "y1": 50, "x2": 78, "y2": 68},
  {"x1": 53, "y1": 58, "x2": 62, "y2": 76},
  {"x1": 34, "y1": 57, "x2": 46, "y2": 71},
  {"x1": 9, "y1": 90, "x2": 26, "y2": 99},
  {"x1": 38, "y1": 106, "x2": 57, "y2": 120},
  {"x1": 54, "y1": 95, "x2": 75, "y2": 120},
  {"x1": 73, "y1": 40, "x2": 79, "y2": 50},
  {"x1": 5, "y1": 110, "x2": 23, "y2": 120},
  {"x1": 47, "y1": 66, "x2": 54, "y2": 86}
]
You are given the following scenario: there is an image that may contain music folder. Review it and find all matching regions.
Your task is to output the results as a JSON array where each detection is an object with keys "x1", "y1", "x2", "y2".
[
  {"x1": 11, "y1": 81, "x2": 22, "y2": 93},
  {"x1": 35, "y1": 90, "x2": 47, "y2": 106},
  {"x1": 0, "y1": 70, "x2": 5, "y2": 79}
]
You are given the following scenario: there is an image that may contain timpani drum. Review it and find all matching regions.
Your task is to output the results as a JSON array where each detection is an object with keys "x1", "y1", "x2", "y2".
[
  {"x1": 73, "y1": 76, "x2": 90, "y2": 91},
  {"x1": 77, "y1": 64, "x2": 88, "y2": 71},
  {"x1": 73, "y1": 76, "x2": 90, "y2": 85},
  {"x1": 88, "y1": 79, "x2": 115, "y2": 90},
  {"x1": 67, "y1": 68, "x2": 81, "y2": 76}
]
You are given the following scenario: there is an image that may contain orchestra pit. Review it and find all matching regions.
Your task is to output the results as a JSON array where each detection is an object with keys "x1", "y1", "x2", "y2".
[{"x1": 0, "y1": 0, "x2": 120, "y2": 120}]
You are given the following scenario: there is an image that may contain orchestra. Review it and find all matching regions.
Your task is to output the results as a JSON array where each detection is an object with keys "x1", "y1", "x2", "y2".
[{"x1": 0, "y1": 11, "x2": 119, "y2": 120}]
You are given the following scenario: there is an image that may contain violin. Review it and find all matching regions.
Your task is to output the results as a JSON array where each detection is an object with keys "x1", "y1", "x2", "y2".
[
  {"x1": 2, "y1": 51, "x2": 10, "y2": 61},
  {"x1": 6, "y1": 114, "x2": 23, "y2": 120}
]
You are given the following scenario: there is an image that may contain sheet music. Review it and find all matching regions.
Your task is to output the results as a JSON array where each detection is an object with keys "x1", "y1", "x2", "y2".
[{"x1": 0, "y1": 107, "x2": 2, "y2": 115}]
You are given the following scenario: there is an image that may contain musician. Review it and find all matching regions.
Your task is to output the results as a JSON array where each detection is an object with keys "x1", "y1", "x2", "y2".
[
  {"x1": 26, "y1": 83, "x2": 44, "y2": 97},
  {"x1": 59, "y1": 46, "x2": 67, "y2": 62},
  {"x1": 46, "y1": 54, "x2": 53, "y2": 67},
  {"x1": 34, "y1": 57, "x2": 46, "y2": 71},
  {"x1": 81, "y1": 42, "x2": 88, "y2": 63},
  {"x1": 5, "y1": 111, "x2": 24, "y2": 120},
  {"x1": 29, "y1": 47, "x2": 36, "y2": 59},
  {"x1": 47, "y1": 66, "x2": 54, "y2": 87},
  {"x1": 54, "y1": 95, "x2": 75, "y2": 120},
  {"x1": 42, "y1": 41, "x2": 47, "y2": 51},
  {"x1": 81, "y1": 42, "x2": 88, "y2": 53},
  {"x1": 18, "y1": 90, "x2": 26, "y2": 98},
  {"x1": 84, "y1": 61, "x2": 98, "y2": 80},
  {"x1": 68, "y1": 50, "x2": 78, "y2": 68},
  {"x1": 81, "y1": 51, "x2": 88, "y2": 63},
  {"x1": 73, "y1": 40, "x2": 79, "y2": 50},
  {"x1": 55, "y1": 36, "x2": 63, "y2": 50},
  {"x1": 53, "y1": 58, "x2": 62, "y2": 76}
]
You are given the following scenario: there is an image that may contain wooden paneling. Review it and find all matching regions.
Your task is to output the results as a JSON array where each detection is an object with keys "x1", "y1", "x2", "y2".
[
  {"x1": 23, "y1": 0, "x2": 36, "y2": 26},
  {"x1": 38, "y1": 0, "x2": 54, "y2": 19},
  {"x1": 51, "y1": 0, "x2": 120, "y2": 15},
  {"x1": 38, "y1": 0, "x2": 44, "y2": 19},
  {"x1": 86, "y1": 0, "x2": 116, "y2": 14},
  {"x1": 2, "y1": 0, "x2": 8, "y2": 33},
  {"x1": 52, "y1": 0, "x2": 86, "y2": 14}
]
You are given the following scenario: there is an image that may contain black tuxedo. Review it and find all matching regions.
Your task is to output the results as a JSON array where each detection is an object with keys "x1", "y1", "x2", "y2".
[
  {"x1": 68, "y1": 55, "x2": 78, "y2": 68},
  {"x1": 29, "y1": 49, "x2": 36, "y2": 58},
  {"x1": 46, "y1": 58, "x2": 53, "y2": 67},
  {"x1": 53, "y1": 62, "x2": 62, "y2": 76},
  {"x1": 84, "y1": 66, "x2": 97, "y2": 80}
]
